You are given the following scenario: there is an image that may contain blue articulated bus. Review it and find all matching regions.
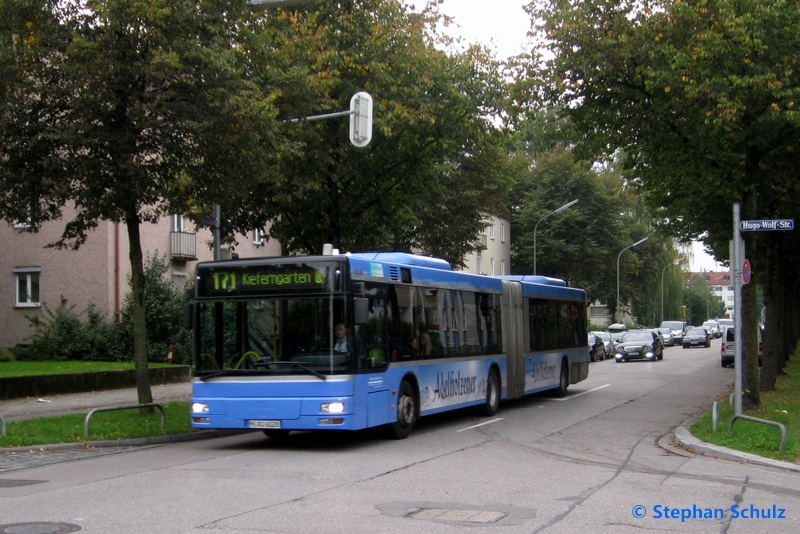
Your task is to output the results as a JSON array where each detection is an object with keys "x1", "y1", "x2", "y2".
[{"x1": 189, "y1": 252, "x2": 589, "y2": 439}]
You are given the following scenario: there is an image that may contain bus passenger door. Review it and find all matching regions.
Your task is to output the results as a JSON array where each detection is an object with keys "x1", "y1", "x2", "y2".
[{"x1": 502, "y1": 281, "x2": 525, "y2": 399}]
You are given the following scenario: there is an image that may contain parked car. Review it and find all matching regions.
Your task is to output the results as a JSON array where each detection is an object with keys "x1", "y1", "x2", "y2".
[
  {"x1": 613, "y1": 330, "x2": 664, "y2": 362},
  {"x1": 683, "y1": 327, "x2": 711, "y2": 348},
  {"x1": 720, "y1": 325, "x2": 764, "y2": 367},
  {"x1": 656, "y1": 327, "x2": 675, "y2": 346},
  {"x1": 588, "y1": 333, "x2": 607, "y2": 361},
  {"x1": 702, "y1": 320, "x2": 721, "y2": 338},
  {"x1": 591, "y1": 331, "x2": 616, "y2": 356},
  {"x1": 660, "y1": 320, "x2": 687, "y2": 344},
  {"x1": 607, "y1": 323, "x2": 628, "y2": 343}
]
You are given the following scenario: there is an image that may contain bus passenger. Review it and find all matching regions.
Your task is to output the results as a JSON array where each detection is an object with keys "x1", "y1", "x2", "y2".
[{"x1": 334, "y1": 323, "x2": 348, "y2": 352}]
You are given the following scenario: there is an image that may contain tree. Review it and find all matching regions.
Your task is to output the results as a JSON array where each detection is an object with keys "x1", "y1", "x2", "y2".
[
  {"x1": 0, "y1": 0, "x2": 283, "y2": 406},
  {"x1": 235, "y1": 0, "x2": 513, "y2": 266},
  {"x1": 525, "y1": 0, "x2": 800, "y2": 404}
]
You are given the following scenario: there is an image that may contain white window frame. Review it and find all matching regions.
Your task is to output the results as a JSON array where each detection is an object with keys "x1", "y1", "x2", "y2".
[
  {"x1": 14, "y1": 267, "x2": 41, "y2": 307},
  {"x1": 501, "y1": 259, "x2": 506, "y2": 275},
  {"x1": 489, "y1": 222, "x2": 495, "y2": 240},
  {"x1": 490, "y1": 257, "x2": 495, "y2": 276},
  {"x1": 253, "y1": 228, "x2": 265, "y2": 246},
  {"x1": 476, "y1": 254, "x2": 482, "y2": 275},
  {"x1": 501, "y1": 223, "x2": 506, "y2": 243}
]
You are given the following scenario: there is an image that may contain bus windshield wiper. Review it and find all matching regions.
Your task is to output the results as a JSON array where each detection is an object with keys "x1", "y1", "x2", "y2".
[
  {"x1": 199, "y1": 370, "x2": 245, "y2": 382},
  {"x1": 253, "y1": 361, "x2": 327, "y2": 380}
]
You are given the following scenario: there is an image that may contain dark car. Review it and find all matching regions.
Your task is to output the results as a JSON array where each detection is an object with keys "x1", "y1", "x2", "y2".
[
  {"x1": 683, "y1": 327, "x2": 711, "y2": 348},
  {"x1": 613, "y1": 330, "x2": 664, "y2": 362},
  {"x1": 588, "y1": 333, "x2": 606, "y2": 361}
]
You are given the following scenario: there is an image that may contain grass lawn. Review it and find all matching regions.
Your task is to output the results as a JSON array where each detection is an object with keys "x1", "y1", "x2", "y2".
[
  {"x1": 0, "y1": 361, "x2": 171, "y2": 378},
  {"x1": 0, "y1": 402, "x2": 194, "y2": 448},
  {"x1": 691, "y1": 355, "x2": 800, "y2": 463}
]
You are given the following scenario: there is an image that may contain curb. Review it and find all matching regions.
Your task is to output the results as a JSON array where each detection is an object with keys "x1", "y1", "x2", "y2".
[
  {"x1": 0, "y1": 429, "x2": 250, "y2": 454},
  {"x1": 673, "y1": 425, "x2": 800, "y2": 472}
]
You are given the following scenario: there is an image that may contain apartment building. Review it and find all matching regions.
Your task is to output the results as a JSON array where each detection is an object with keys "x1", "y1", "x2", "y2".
[
  {"x1": 688, "y1": 270, "x2": 734, "y2": 318},
  {"x1": 1, "y1": 212, "x2": 279, "y2": 348},
  {"x1": 460, "y1": 214, "x2": 511, "y2": 276}
]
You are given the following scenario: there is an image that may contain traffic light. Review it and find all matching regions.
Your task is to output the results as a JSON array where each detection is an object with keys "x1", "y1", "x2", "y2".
[{"x1": 349, "y1": 92, "x2": 373, "y2": 147}]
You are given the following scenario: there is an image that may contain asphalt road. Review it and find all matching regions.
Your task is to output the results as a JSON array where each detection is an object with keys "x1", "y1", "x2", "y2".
[{"x1": 1, "y1": 341, "x2": 798, "y2": 534}]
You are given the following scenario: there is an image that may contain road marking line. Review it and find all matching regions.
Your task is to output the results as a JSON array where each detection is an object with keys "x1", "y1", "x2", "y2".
[
  {"x1": 549, "y1": 383, "x2": 611, "y2": 401},
  {"x1": 457, "y1": 418, "x2": 504, "y2": 432}
]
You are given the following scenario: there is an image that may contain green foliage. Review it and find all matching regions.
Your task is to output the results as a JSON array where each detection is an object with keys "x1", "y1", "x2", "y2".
[
  {"x1": 117, "y1": 254, "x2": 192, "y2": 364},
  {"x1": 228, "y1": 0, "x2": 514, "y2": 266},
  {"x1": 0, "y1": 346, "x2": 15, "y2": 362}
]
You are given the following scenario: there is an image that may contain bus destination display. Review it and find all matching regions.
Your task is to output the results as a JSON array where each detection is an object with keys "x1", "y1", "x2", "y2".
[{"x1": 197, "y1": 264, "x2": 328, "y2": 297}]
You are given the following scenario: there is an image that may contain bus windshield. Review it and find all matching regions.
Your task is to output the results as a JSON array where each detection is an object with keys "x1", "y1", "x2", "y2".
[{"x1": 194, "y1": 296, "x2": 350, "y2": 376}]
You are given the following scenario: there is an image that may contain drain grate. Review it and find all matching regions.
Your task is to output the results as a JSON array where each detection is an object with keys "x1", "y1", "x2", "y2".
[
  {"x1": 0, "y1": 524, "x2": 81, "y2": 534},
  {"x1": 407, "y1": 508, "x2": 508, "y2": 523},
  {"x1": 0, "y1": 479, "x2": 46, "y2": 488}
]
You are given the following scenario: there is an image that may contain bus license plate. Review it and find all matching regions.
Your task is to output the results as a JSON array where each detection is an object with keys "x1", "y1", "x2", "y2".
[{"x1": 249, "y1": 420, "x2": 281, "y2": 429}]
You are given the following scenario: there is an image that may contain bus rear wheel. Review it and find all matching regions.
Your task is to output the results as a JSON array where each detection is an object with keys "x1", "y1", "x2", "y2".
[
  {"x1": 478, "y1": 369, "x2": 500, "y2": 416},
  {"x1": 387, "y1": 380, "x2": 417, "y2": 439},
  {"x1": 555, "y1": 360, "x2": 569, "y2": 397}
]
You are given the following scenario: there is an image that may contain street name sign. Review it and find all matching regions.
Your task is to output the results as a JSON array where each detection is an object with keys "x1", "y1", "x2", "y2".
[{"x1": 740, "y1": 219, "x2": 794, "y2": 231}]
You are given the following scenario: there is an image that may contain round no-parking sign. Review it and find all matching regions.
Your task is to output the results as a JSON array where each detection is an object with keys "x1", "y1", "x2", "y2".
[{"x1": 742, "y1": 259, "x2": 751, "y2": 285}]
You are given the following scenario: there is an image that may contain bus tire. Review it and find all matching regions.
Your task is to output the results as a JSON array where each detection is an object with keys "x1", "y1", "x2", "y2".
[
  {"x1": 555, "y1": 359, "x2": 569, "y2": 397},
  {"x1": 479, "y1": 369, "x2": 500, "y2": 417},
  {"x1": 387, "y1": 380, "x2": 417, "y2": 439}
]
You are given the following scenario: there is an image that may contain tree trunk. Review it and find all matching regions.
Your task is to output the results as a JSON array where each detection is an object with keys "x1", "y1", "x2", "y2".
[
  {"x1": 125, "y1": 209, "x2": 153, "y2": 411},
  {"x1": 741, "y1": 186, "x2": 760, "y2": 408},
  {"x1": 760, "y1": 239, "x2": 779, "y2": 391}
]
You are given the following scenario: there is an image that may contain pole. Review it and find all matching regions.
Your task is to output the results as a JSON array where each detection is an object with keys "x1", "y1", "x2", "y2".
[
  {"x1": 533, "y1": 199, "x2": 579, "y2": 275},
  {"x1": 616, "y1": 237, "x2": 649, "y2": 323},
  {"x1": 733, "y1": 203, "x2": 743, "y2": 415},
  {"x1": 660, "y1": 257, "x2": 682, "y2": 324}
]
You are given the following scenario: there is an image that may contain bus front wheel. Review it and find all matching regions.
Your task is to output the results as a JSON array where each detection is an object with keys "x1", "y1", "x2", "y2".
[{"x1": 388, "y1": 381, "x2": 417, "y2": 439}]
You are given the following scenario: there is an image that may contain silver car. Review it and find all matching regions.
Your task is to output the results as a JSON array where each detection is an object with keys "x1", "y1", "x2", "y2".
[{"x1": 683, "y1": 328, "x2": 710, "y2": 348}]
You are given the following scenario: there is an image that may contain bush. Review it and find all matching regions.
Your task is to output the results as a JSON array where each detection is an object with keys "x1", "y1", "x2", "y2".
[
  {"x1": 116, "y1": 253, "x2": 192, "y2": 364},
  {"x1": 20, "y1": 253, "x2": 191, "y2": 363},
  {"x1": 0, "y1": 346, "x2": 15, "y2": 362},
  {"x1": 20, "y1": 298, "x2": 123, "y2": 361}
]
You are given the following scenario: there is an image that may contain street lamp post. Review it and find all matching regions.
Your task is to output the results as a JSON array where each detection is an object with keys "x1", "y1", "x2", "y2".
[
  {"x1": 616, "y1": 237, "x2": 649, "y2": 322},
  {"x1": 533, "y1": 199, "x2": 579, "y2": 275},
  {"x1": 661, "y1": 257, "x2": 684, "y2": 324}
]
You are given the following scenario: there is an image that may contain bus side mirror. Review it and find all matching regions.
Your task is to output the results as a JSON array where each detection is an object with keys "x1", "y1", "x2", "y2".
[{"x1": 354, "y1": 298, "x2": 369, "y2": 325}]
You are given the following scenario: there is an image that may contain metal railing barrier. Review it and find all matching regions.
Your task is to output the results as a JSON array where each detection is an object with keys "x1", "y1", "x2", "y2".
[
  {"x1": 84, "y1": 403, "x2": 165, "y2": 437},
  {"x1": 727, "y1": 414, "x2": 787, "y2": 452}
]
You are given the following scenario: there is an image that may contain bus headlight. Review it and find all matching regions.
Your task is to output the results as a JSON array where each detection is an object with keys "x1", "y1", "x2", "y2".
[
  {"x1": 321, "y1": 402, "x2": 345, "y2": 414},
  {"x1": 192, "y1": 402, "x2": 209, "y2": 413}
]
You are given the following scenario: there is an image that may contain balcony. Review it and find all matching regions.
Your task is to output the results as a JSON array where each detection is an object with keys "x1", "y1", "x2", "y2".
[{"x1": 170, "y1": 231, "x2": 197, "y2": 261}]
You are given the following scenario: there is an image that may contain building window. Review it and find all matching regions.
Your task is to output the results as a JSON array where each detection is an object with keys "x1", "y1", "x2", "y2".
[
  {"x1": 476, "y1": 254, "x2": 482, "y2": 275},
  {"x1": 14, "y1": 268, "x2": 41, "y2": 307},
  {"x1": 501, "y1": 259, "x2": 506, "y2": 275},
  {"x1": 170, "y1": 214, "x2": 186, "y2": 233},
  {"x1": 480, "y1": 234, "x2": 487, "y2": 247},
  {"x1": 253, "y1": 228, "x2": 265, "y2": 246},
  {"x1": 489, "y1": 222, "x2": 495, "y2": 240},
  {"x1": 490, "y1": 258, "x2": 495, "y2": 275},
  {"x1": 501, "y1": 223, "x2": 506, "y2": 243}
]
